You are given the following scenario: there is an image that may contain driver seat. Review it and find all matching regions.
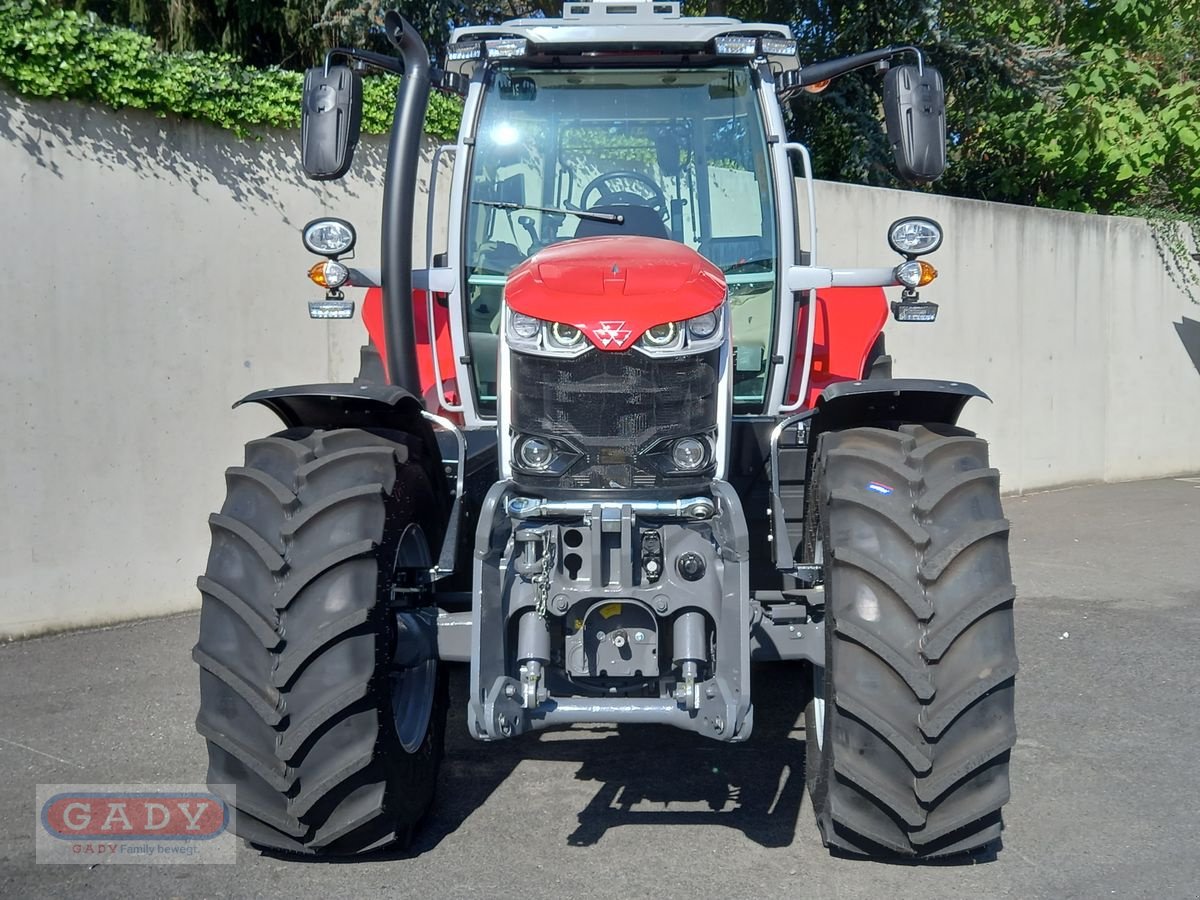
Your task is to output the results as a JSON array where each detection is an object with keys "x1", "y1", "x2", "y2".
[{"x1": 573, "y1": 204, "x2": 669, "y2": 241}]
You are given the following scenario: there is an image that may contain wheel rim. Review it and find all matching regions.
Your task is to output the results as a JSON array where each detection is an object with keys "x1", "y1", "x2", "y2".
[
  {"x1": 392, "y1": 657, "x2": 436, "y2": 753},
  {"x1": 391, "y1": 524, "x2": 436, "y2": 754},
  {"x1": 812, "y1": 666, "x2": 826, "y2": 750},
  {"x1": 812, "y1": 533, "x2": 826, "y2": 751}
]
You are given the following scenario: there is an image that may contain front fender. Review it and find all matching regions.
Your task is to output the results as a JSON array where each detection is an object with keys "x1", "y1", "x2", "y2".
[
  {"x1": 235, "y1": 382, "x2": 425, "y2": 432},
  {"x1": 235, "y1": 381, "x2": 452, "y2": 528},
  {"x1": 813, "y1": 378, "x2": 989, "y2": 432}
]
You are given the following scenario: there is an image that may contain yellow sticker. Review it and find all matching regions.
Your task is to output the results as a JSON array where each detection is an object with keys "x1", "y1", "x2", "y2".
[
  {"x1": 598, "y1": 603, "x2": 623, "y2": 620},
  {"x1": 573, "y1": 619, "x2": 584, "y2": 631}
]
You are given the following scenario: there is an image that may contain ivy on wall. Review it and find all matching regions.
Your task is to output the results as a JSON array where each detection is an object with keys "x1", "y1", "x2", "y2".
[{"x1": 0, "y1": 0, "x2": 463, "y2": 139}]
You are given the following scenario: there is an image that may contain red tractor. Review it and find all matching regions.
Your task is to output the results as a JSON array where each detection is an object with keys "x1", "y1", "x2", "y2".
[{"x1": 194, "y1": 1, "x2": 1017, "y2": 860}]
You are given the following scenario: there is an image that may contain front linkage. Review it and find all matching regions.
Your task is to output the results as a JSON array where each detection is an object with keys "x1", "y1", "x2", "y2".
[{"x1": 469, "y1": 482, "x2": 754, "y2": 741}]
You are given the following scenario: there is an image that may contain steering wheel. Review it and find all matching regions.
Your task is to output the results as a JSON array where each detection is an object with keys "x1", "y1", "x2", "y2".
[{"x1": 580, "y1": 171, "x2": 670, "y2": 222}]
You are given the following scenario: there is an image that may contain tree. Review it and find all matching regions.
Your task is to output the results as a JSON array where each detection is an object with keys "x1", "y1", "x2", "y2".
[
  {"x1": 938, "y1": 0, "x2": 1200, "y2": 216},
  {"x1": 63, "y1": 0, "x2": 330, "y2": 66},
  {"x1": 68, "y1": 0, "x2": 564, "y2": 67},
  {"x1": 58, "y1": 0, "x2": 1200, "y2": 219},
  {"x1": 755, "y1": 0, "x2": 1200, "y2": 217}
]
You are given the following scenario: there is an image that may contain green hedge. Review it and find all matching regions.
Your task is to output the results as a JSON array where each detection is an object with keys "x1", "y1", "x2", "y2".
[{"x1": 0, "y1": 0, "x2": 462, "y2": 139}]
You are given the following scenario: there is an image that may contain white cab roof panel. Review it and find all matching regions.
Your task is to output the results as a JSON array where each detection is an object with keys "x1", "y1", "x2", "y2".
[{"x1": 449, "y1": 1, "x2": 792, "y2": 51}]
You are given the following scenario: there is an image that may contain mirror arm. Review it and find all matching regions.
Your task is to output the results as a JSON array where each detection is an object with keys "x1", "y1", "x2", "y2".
[
  {"x1": 796, "y1": 45, "x2": 923, "y2": 87},
  {"x1": 324, "y1": 47, "x2": 452, "y2": 93},
  {"x1": 324, "y1": 47, "x2": 405, "y2": 76}
]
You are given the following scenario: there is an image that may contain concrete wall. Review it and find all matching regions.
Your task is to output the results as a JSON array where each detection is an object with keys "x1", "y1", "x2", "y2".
[
  {"x1": 0, "y1": 89, "x2": 447, "y2": 638},
  {"x1": 812, "y1": 182, "x2": 1200, "y2": 491},
  {"x1": 2, "y1": 89, "x2": 1197, "y2": 637}
]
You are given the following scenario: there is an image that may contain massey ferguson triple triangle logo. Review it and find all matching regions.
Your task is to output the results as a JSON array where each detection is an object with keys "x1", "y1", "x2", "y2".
[{"x1": 592, "y1": 321, "x2": 632, "y2": 348}]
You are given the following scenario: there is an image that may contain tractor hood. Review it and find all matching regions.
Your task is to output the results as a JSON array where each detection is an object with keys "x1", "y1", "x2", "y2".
[{"x1": 503, "y1": 236, "x2": 726, "y2": 351}]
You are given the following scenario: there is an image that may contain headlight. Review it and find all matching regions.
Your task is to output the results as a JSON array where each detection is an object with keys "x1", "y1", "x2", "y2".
[
  {"x1": 302, "y1": 218, "x2": 356, "y2": 257},
  {"x1": 549, "y1": 322, "x2": 584, "y2": 349},
  {"x1": 686, "y1": 311, "x2": 719, "y2": 340},
  {"x1": 516, "y1": 436, "x2": 554, "y2": 470},
  {"x1": 510, "y1": 434, "x2": 583, "y2": 476},
  {"x1": 714, "y1": 35, "x2": 758, "y2": 56},
  {"x1": 671, "y1": 437, "x2": 707, "y2": 471},
  {"x1": 643, "y1": 322, "x2": 679, "y2": 347},
  {"x1": 888, "y1": 217, "x2": 943, "y2": 257},
  {"x1": 642, "y1": 431, "x2": 716, "y2": 476},
  {"x1": 510, "y1": 313, "x2": 540, "y2": 339},
  {"x1": 506, "y1": 309, "x2": 545, "y2": 353},
  {"x1": 635, "y1": 305, "x2": 725, "y2": 356},
  {"x1": 506, "y1": 309, "x2": 592, "y2": 357}
]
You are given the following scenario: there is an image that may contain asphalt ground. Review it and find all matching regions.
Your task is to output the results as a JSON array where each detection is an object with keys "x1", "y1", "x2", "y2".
[{"x1": 2, "y1": 477, "x2": 1199, "y2": 900}]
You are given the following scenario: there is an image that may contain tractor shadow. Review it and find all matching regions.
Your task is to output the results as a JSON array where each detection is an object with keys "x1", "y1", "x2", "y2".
[
  {"x1": 1175, "y1": 316, "x2": 1200, "y2": 376},
  {"x1": 411, "y1": 663, "x2": 811, "y2": 854}
]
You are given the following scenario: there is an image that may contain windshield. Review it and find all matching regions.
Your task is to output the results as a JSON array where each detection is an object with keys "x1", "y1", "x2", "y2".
[{"x1": 463, "y1": 66, "x2": 779, "y2": 414}]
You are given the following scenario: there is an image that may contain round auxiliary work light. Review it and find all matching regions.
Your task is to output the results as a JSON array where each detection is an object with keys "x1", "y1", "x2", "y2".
[
  {"x1": 550, "y1": 322, "x2": 584, "y2": 347},
  {"x1": 686, "y1": 311, "x2": 719, "y2": 341},
  {"x1": 671, "y1": 437, "x2": 707, "y2": 471},
  {"x1": 516, "y1": 436, "x2": 554, "y2": 470},
  {"x1": 644, "y1": 322, "x2": 679, "y2": 347},
  {"x1": 887, "y1": 217, "x2": 943, "y2": 258},
  {"x1": 302, "y1": 218, "x2": 356, "y2": 258},
  {"x1": 510, "y1": 312, "x2": 541, "y2": 340}
]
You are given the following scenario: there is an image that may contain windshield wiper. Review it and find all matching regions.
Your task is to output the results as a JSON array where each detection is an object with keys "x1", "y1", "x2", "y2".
[{"x1": 472, "y1": 200, "x2": 624, "y2": 224}]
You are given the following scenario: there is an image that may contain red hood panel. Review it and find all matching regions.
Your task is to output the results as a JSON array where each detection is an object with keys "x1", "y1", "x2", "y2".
[{"x1": 504, "y1": 236, "x2": 726, "y2": 350}]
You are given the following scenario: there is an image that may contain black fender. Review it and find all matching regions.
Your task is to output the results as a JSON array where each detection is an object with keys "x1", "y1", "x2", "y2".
[
  {"x1": 813, "y1": 378, "x2": 989, "y2": 433},
  {"x1": 765, "y1": 378, "x2": 989, "y2": 577},
  {"x1": 235, "y1": 382, "x2": 450, "y2": 516},
  {"x1": 235, "y1": 382, "x2": 426, "y2": 431}
]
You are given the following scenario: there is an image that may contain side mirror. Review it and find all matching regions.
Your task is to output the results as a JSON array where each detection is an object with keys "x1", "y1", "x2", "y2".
[
  {"x1": 883, "y1": 64, "x2": 946, "y2": 183},
  {"x1": 301, "y1": 65, "x2": 363, "y2": 181}
]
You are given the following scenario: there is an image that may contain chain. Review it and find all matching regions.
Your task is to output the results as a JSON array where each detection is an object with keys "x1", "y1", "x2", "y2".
[{"x1": 532, "y1": 538, "x2": 555, "y2": 619}]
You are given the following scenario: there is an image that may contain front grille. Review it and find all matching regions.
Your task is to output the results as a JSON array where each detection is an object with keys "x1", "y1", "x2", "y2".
[{"x1": 511, "y1": 348, "x2": 719, "y2": 490}]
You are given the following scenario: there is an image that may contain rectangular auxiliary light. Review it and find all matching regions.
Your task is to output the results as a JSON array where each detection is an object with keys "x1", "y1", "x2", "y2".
[
  {"x1": 309, "y1": 299, "x2": 356, "y2": 319},
  {"x1": 890, "y1": 300, "x2": 938, "y2": 322},
  {"x1": 714, "y1": 35, "x2": 758, "y2": 56},
  {"x1": 760, "y1": 37, "x2": 797, "y2": 57},
  {"x1": 485, "y1": 38, "x2": 529, "y2": 58},
  {"x1": 446, "y1": 40, "x2": 482, "y2": 60}
]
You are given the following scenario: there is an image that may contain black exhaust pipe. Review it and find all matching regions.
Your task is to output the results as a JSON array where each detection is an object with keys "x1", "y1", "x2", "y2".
[{"x1": 380, "y1": 11, "x2": 430, "y2": 394}]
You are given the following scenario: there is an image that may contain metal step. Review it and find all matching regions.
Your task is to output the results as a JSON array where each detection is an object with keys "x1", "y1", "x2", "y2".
[{"x1": 768, "y1": 414, "x2": 815, "y2": 576}]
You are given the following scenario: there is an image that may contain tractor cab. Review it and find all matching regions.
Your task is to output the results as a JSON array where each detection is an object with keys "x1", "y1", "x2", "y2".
[
  {"x1": 461, "y1": 63, "x2": 779, "y2": 416},
  {"x1": 435, "y1": 1, "x2": 805, "y2": 427}
]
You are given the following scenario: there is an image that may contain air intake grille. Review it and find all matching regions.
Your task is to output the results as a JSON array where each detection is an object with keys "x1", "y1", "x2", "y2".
[{"x1": 511, "y1": 348, "x2": 718, "y2": 490}]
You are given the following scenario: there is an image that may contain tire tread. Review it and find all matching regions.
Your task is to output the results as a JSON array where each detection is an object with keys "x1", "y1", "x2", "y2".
[
  {"x1": 807, "y1": 424, "x2": 1018, "y2": 859},
  {"x1": 195, "y1": 428, "x2": 445, "y2": 856}
]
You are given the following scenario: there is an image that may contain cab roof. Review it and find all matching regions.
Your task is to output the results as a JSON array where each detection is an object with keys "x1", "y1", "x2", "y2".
[{"x1": 446, "y1": 1, "x2": 797, "y2": 74}]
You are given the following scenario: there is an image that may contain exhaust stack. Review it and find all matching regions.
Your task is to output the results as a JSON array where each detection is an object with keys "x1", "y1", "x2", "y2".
[{"x1": 380, "y1": 11, "x2": 430, "y2": 394}]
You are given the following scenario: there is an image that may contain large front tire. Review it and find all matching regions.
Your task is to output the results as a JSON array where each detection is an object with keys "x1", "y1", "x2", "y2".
[
  {"x1": 194, "y1": 427, "x2": 447, "y2": 856},
  {"x1": 805, "y1": 424, "x2": 1017, "y2": 858}
]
